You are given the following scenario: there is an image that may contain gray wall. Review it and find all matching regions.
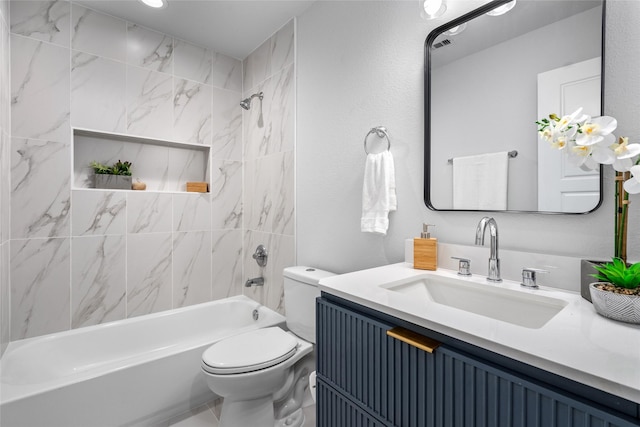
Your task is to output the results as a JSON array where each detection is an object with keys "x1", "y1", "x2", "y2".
[
  {"x1": 297, "y1": 0, "x2": 640, "y2": 274},
  {"x1": 0, "y1": 0, "x2": 10, "y2": 356}
]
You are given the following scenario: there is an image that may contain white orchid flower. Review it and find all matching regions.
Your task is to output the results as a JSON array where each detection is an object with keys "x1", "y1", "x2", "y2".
[
  {"x1": 623, "y1": 165, "x2": 640, "y2": 194},
  {"x1": 556, "y1": 107, "x2": 584, "y2": 131},
  {"x1": 606, "y1": 137, "x2": 640, "y2": 171},
  {"x1": 614, "y1": 157, "x2": 635, "y2": 172},
  {"x1": 589, "y1": 133, "x2": 617, "y2": 165},
  {"x1": 611, "y1": 136, "x2": 640, "y2": 159},
  {"x1": 575, "y1": 116, "x2": 618, "y2": 146},
  {"x1": 568, "y1": 144, "x2": 598, "y2": 170},
  {"x1": 580, "y1": 156, "x2": 601, "y2": 171},
  {"x1": 539, "y1": 127, "x2": 553, "y2": 142},
  {"x1": 545, "y1": 120, "x2": 577, "y2": 150},
  {"x1": 550, "y1": 135, "x2": 570, "y2": 150}
]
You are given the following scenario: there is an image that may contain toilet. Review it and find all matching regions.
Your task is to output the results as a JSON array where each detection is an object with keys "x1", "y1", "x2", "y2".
[{"x1": 201, "y1": 266, "x2": 334, "y2": 427}]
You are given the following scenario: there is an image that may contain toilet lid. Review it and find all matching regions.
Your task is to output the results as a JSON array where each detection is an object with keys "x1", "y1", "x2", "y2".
[{"x1": 202, "y1": 327, "x2": 298, "y2": 375}]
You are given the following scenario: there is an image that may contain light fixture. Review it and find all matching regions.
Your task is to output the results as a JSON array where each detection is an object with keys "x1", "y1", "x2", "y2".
[
  {"x1": 420, "y1": 0, "x2": 447, "y2": 20},
  {"x1": 138, "y1": 0, "x2": 167, "y2": 9},
  {"x1": 486, "y1": 0, "x2": 516, "y2": 16},
  {"x1": 444, "y1": 23, "x2": 467, "y2": 36}
]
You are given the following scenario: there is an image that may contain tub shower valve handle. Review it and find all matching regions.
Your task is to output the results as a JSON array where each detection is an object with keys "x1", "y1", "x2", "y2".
[
  {"x1": 451, "y1": 257, "x2": 471, "y2": 276},
  {"x1": 521, "y1": 267, "x2": 548, "y2": 289},
  {"x1": 252, "y1": 244, "x2": 268, "y2": 267}
]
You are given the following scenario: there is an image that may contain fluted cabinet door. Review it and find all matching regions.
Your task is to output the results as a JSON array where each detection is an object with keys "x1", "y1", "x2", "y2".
[
  {"x1": 435, "y1": 347, "x2": 639, "y2": 427},
  {"x1": 317, "y1": 379, "x2": 388, "y2": 427},
  {"x1": 317, "y1": 298, "x2": 438, "y2": 427}
]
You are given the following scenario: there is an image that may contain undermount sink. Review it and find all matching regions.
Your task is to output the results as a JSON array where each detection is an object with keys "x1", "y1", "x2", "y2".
[{"x1": 383, "y1": 274, "x2": 568, "y2": 329}]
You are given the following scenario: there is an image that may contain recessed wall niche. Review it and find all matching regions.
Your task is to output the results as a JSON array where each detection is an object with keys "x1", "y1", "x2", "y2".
[{"x1": 73, "y1": 128, "x2": 210, "y2": 192}]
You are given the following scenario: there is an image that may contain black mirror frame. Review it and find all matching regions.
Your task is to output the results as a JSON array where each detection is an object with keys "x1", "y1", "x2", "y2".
[{"x1": 424, "y1": 0, "x2": 606, "y2": 215}]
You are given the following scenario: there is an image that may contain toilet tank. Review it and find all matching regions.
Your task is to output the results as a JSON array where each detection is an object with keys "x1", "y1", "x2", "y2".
[{"x1": 283, "y1": 266, "x2": 335, "y2": 343}]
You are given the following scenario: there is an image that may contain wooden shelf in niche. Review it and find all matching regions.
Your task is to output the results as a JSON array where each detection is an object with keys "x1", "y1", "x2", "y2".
[{"x1": 73, "y1": 128, "x2": 210, "y2": 193}]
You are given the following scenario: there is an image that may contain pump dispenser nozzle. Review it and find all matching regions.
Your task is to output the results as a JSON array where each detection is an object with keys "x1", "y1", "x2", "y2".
[{"x1": 421, "y1": 224, "x2": 435, "y2": 239}]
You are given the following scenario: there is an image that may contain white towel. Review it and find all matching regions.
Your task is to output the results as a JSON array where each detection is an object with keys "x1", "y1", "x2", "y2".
[
  {"x1": 361, "y1": 151, "x2": 397, "y2": 234},
  {"x1": 452, "y1": 152, "x2": 508, "y2": 210}
]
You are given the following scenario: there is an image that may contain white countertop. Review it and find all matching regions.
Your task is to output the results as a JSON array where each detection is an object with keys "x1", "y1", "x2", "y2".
[{"x1": 318, "y1": 262, "x2": 640, "y2": 404}]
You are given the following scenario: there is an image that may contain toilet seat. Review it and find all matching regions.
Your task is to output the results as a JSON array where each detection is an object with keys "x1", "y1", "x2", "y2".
[{"x1": 202, "y1": 327, "x2": 299, "y2": 375}]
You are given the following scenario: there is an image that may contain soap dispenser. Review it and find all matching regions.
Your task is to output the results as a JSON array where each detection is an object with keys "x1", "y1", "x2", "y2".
[{"x1": 414, "y1": 224, "x2": 437, "y2": 270}]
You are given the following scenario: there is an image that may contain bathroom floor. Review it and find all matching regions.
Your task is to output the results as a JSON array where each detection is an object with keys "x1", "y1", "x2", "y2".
[{"x1": 166, "y1": 400, "x2": 316, "y2": 427}]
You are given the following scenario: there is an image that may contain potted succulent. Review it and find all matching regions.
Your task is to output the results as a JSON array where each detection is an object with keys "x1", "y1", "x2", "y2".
[
  {"x1": 537, "y1": 108, "x2": 640, "y2": 321},
  {"x1": 91, "y1": 160, "x2": 133, "y2": 190},
  {"x1": 589, "y1": 259, "x2": 640, "y2": 324}
]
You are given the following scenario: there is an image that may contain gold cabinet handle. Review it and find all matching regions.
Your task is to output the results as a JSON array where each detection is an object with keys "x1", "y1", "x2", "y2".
[{"x1": 387, "y1": 327, "x2": 441, "y2": 353}]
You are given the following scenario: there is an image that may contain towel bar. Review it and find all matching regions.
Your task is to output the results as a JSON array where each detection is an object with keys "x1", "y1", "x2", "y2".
[
  {"x1": 447, "y1": 150, "x2": 517, "y2": 164},
  {"x1": 364, "y1": 126, "x2": 391, "y2": 154}
]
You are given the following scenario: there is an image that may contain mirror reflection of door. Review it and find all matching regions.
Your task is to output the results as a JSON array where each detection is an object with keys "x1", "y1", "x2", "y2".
[{"x1": 537, "y1": 57, "x2": 601, "y2": 212}]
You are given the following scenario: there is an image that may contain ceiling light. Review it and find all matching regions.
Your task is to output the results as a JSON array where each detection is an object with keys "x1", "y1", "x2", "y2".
[
  {"x1": 421, "y1": 0, "x2": 447, "y2": 20},
  {"x1": 139, "y1": 0, "x2": 167, "y2": 9},
  {"x1": 486, "y1": 0, "x2": 516, "y2": 16},
  {"x1": 444, "y1": 23, "x2": 467, "y2": 36}
]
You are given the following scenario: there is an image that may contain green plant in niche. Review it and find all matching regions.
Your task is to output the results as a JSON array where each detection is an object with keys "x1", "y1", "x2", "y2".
[
  {"x1": 90, "y1": 160, "x2": 133, "y2": 176},
  {"x1": 592, "y1": 258, "x2": 640, "y2": 290}
]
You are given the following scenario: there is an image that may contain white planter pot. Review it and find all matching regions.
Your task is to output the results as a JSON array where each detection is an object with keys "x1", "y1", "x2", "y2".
[{"x1": 589, "y1": 282, "x2": 640, "y2": 324}]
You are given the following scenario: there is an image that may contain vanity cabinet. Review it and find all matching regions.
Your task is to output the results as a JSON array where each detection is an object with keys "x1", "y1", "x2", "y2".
[
  {"x1": 316, "y1": 295, "x2": 640, "y2": 427},
  {"x1": 317, "y1": 380, "x2": 388, "y2": 427}
]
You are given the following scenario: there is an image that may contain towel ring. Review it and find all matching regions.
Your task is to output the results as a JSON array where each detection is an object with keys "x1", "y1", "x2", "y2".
[{"x1": 364, "y1": 126, "x2": 391, "y2": 155}]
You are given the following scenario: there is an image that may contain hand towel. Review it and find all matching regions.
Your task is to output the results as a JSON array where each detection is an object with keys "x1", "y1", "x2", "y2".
[
  {"x1": 452, "y1": 152, "x2": 509, "y2": 210},
  {"x1": 361, "y1": 151, "x2": 397, "y2": 234}
]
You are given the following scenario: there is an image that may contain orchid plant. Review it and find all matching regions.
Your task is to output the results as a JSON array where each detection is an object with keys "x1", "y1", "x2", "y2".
[{"x1": 537, "y1": 108, "x2": 640, "y2": 263}]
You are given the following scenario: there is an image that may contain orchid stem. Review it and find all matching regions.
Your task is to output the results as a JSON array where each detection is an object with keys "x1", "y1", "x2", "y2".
[{"x1": 615, "y1": 171, "x2": 629, "y2": 263}]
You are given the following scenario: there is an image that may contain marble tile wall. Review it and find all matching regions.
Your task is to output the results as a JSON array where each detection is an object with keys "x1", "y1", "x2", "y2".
[
  {"x1": 242, "y1": 20, "x2": 296, "y2": 315},
  {"x1": 7, "y1": 0, "x2": 245, "y2": 340},
  {"x1": 0, "y1": 0, "x2": 10, "y2": 356}
]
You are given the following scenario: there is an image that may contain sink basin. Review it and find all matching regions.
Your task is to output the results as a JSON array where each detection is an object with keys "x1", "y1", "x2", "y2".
[{"x1": 383, "y1": 275, "x2": 568, "y2": 329}]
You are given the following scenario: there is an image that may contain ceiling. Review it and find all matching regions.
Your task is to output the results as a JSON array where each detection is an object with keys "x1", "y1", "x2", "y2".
[
  {"x1": 75, "y1": 0, "x2": 315, "y2": 59},
  {"x1": 431, "y1": 0, "x2": 602, "y2": 67}
]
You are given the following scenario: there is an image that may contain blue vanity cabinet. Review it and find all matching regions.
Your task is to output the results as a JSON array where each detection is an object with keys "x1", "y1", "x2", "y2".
[
  {"x1": 316, "y1": 296, "x2": 438, "y2": 426},
  {"x1": 317, "y1": 379, "x2": 388, "y2": 427},
  {"x1": 316, "y1": 295, "x2": 640, "y2": 427}
]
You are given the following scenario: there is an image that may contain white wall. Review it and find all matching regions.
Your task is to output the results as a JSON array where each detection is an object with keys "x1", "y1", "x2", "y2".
[
  {"x1": 297, "y1": 0, "x2": 640, "y2": 274},
  {"x1": 0, "y1": 0, "x2": 10, "y2": 356}
]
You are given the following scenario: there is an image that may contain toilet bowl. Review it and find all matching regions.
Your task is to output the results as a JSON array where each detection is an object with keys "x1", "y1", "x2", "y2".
[
  {"x1": 201, "y1": 266, "x2": 334, "y2": 427},
  {"x1": 309, "y1": 371, "x2": 317, "y2": 403}
]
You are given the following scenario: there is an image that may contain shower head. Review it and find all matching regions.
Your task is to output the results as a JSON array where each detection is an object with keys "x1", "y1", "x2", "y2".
[{"x1": 240, "y1": 92, "x2": 264, "y2": 110}]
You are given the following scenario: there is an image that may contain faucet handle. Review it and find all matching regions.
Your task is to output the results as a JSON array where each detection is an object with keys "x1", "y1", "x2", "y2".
[
  {"x1": 451, "y1": 257, "x2": 472, "y2": 276},
  {"x1": 521, "y1": 267, "x2": 548, "y2": 288}
]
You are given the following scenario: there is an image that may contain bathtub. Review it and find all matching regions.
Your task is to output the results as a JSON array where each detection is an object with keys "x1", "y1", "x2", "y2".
[{"x1": 0, "y1": 295, "x2": 286, "y2": 427}]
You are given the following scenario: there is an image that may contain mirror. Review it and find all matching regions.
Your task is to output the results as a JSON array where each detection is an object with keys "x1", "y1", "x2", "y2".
[{"x1": 425, "y1": 0, "x2": 604, "y2": 213}]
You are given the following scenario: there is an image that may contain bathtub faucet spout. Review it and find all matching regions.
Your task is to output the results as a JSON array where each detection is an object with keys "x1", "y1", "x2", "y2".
[{"x1": 245, "y1": 277, "x2": 264, "y2": 287}]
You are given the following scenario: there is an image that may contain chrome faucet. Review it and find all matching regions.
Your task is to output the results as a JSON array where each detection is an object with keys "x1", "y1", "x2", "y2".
[
  {"x1": 244, "y1": 277, "x2": 264, "y2": 287},
  {"x1": 475, "y1": 217, "x2": 501, "y2": 282}
]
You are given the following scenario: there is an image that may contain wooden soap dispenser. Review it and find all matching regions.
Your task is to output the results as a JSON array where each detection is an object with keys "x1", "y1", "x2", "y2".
[{"x1": 414, "y1": 224, "x2": 437, "y2": 270}]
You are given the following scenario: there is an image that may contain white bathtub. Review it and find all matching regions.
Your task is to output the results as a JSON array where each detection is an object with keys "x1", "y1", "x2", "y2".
[{"x1": 0, "y1": 295, "x2": 286, "y2": 427}]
